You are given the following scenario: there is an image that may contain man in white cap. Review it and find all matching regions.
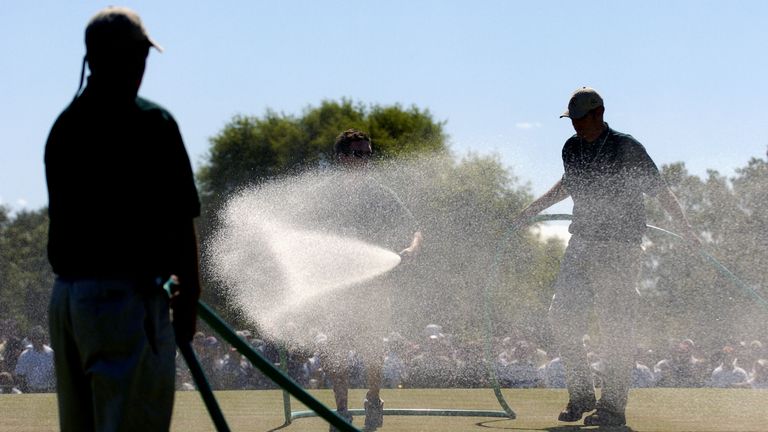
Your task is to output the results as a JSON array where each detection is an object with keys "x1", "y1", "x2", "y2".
[
  {"x1": 46, "y1": 7, "x2": 201, "y2": 431},
  {"x1": 511, "y1": 87, "x2": 699, "y2": 426}
]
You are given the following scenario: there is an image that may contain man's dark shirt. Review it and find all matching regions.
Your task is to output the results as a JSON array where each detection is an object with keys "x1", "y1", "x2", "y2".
[
  {"x1": 45, "y1": 81, "x2": 200, "y2": 279},
  {"x1": 304, "y1": 170, "x2": 417, "y2": 252},
  {"x1": 561, "y1": 125, "x2": 664, "y2": 243}
]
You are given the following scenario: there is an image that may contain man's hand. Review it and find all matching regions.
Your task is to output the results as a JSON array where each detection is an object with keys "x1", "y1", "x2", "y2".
[
  {"x1": 399, "y1": 231, "x2": 423, "y2": 259},
  {"x1": 167, "y1": 275, "x2": 200, "y2": 344}
]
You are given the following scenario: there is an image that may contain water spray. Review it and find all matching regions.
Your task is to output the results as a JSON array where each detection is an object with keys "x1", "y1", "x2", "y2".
[
  {"x1": 162, "y1": 278, "x2": 360, "y2": 431},
  {"x1": 645, "y1": 223, "x2": 768, "y2": 309},
  {"x1": 177, "y1": 212, "x2": 761, "y2": 430},
  {"x1": 483, "y1": 213, "x2": 763, "y2": 417}
]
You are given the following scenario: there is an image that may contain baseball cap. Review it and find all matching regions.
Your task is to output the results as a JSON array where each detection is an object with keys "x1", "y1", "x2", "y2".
[
  {"x1": 314, "y1": 332, "x2": 329, "y2": 345},
  {"x1": 85, "y1": 6, "x2": 163, "y2": 55},
  {"x1": 424, "y1": 323, "x2": 444, "y2": 340},
  {"x1": 560, "y1": 87, "x2": 603, "y2": 119},
  {"x1": 676, "y1": 339, "x2": 695, "y2": 353}
]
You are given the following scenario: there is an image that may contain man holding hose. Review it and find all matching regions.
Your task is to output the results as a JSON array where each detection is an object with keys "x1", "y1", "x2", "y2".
[
  {"x1": 314, "y1": 128, "x2": 422, "y2": 431},
  {"x1": 512, "y1": 87, "x2": 698, "y2": 427},
  {"x1": 45, "y1": 7, "x2": 201, "y2": 431}
]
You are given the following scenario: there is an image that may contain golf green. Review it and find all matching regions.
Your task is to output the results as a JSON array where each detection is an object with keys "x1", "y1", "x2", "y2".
[{"x1": 1, "y1": 388, "x2": 766, "y2": 431}]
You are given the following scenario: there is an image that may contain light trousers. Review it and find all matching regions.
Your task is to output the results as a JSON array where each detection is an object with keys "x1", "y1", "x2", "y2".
[{"x1": 548, "y1": 236, "x2": 642, "y2": 412}]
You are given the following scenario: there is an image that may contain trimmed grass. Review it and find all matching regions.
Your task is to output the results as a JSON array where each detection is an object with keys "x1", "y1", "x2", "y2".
[{"x1": 1, "y1": 388, "x2": 767, "y2": 431}]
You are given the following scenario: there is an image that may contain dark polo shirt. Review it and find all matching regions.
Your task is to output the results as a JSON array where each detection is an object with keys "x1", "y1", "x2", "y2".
[
  {"x1": 303, "y1": 170, "x2": 418, "y2": 253},
  {"x1": 561, "y1": 125, "x2": 664, "y2": 243},
  {"x1": 45, "y1": 83, "x2": 200, "y2": 279}
]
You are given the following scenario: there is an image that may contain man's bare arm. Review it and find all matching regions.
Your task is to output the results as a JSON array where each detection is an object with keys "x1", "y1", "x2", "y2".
[{"x1": 511, "y1": 178, "x2": 570, "y2": 227}]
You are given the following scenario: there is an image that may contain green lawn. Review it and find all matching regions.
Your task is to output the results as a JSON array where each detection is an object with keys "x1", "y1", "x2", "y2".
[{"x1": 2, "y1": 388, "x2": 767, "y2": 432}]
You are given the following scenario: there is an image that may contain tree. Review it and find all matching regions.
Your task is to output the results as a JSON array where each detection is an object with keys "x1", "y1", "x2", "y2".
[
  {"x1": 197, "y1": 99, "x2": 447, "y2": 204},
  {"x1": 0, "y1": 208, "x2": 54, "y2": 332},
  {"x1": 639, "y1": 158, "x2": 768, "y2": 352}
]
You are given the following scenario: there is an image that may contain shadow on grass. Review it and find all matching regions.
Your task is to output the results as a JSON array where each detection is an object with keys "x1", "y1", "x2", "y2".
[
  {"x1": 477, "y1": 419, "x2": 635, "y2": 432},
  {"x1": 265, "y1": 422, "x2": 291, "y2": 432},
  {"x1": 265, "y1": 417, "x2": 638, "y2": 432}
]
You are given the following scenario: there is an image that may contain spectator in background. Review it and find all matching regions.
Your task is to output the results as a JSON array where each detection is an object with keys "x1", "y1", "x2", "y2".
[
  {"x1": 218, "y1": 346, "x2": 250, "y2": 390},
  {"x1": 304, "y1": 343, "x2": 327, "y2": 390},
  {"x1": 497, "y1": 340, "x2": 543, "y2": 388},
  {"x1": 176, "y1": 331, "x2": 208, "y2": 391},
  {"x1": 347, "y1": 350, "x2": 368, "y2": 389},
  {"x1": 14, "y1": 326, "x2": 55, "y2": 393},
  {"x1": 736, "y1": 340, "x2": 764, "y2": 376},
  {"x1": 498, "y1": 335, "x2": 549, "y2": 369},
  {"x1": 249, "y1": 338, "x2": 276, "y2": 389},
  {"x1": 280, "y1": 335, "x2": 313, "y2": 388},
  {"x1": 497, "y1": 336, "x2": 517, "y2": 366},
  {"x1": 175, "y1": 348, "x2": 195, "y2": 391},
  {"x1": 382, "y1": 332, "x2": 407, "y2": 389},
  {"x1": 407, "y1": 328, "x2": 457, "y2": 388},
  {"x1": 454, "y1": 340, "x2": 488, "y2": 388},
  {"x1": 745, "y1": 359, "x2": 768, "y2": 389},
  {"x1": 0, "y1": 371, "x2": 22, "y2": 394},
  {"x1": 0, "y1": 319, "x2": 24, "y2": 375},
  {"x1": 654, "y1": 339, "x2": 708, "y2": 387},
  {"x1": 631, "y1": 348, "x2": 656, "y2": 388},
  {"x1": 542, "y1": 355, "x2": 567, "y2": 388},
  {"x1": 216, "y1": 330, "x2": 258, "y2": 390},
  {"x1": 709, "y1": 346, "x2": 749, "y2": 388},
  {"x1": 199, "y1": 336, "x2": 225, "y2": 390}
]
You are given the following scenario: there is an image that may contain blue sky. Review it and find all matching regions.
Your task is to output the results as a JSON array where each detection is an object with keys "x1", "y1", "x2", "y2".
[{"x1": 2, "y1": 1, "x2": 767, "y2": 214}]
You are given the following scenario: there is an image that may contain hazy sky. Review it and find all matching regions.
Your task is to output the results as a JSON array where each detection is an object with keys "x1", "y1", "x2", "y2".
[{"x1": 2, "y1": 1, "x2": 767, "y2": 215}]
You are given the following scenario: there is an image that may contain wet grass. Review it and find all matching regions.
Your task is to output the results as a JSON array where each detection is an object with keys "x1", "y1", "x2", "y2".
[{"x1": 1, "y1": 388, "x2": 767, "y2": 431}]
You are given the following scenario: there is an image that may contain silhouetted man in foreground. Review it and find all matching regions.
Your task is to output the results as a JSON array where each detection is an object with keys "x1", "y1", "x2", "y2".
[
  {"x1": 46, "y1": 7, "x2": 201, "y2": 431},
  {"x1": 512, "y1": 87, "x2": 699, "y2": 427}
]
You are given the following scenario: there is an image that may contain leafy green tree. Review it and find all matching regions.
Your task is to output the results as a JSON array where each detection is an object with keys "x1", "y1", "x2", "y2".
[
  {"x1": 198, "y1": 99, "x2": 447, "y2": 204},
  {"x1": 0, "y1": 208, "x2": 54, "y2": 332},
  {"x1": 640, "y1": 158, "x2": 768, "y2": 352}
]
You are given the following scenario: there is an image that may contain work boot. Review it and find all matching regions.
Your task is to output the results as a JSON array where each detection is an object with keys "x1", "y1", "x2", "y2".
[
  {"x1": 584, "y1": 407, "x2": 626, "y2": 427},
  {"x1": 363, "y1": 397, "x2": 384, "y2": 431},
  {"x1": 557, "y1": 397, "x2": 596, "y2": 422},
  {"x1": 329, "y1": 409, "x2": 353, "y2": 432}
]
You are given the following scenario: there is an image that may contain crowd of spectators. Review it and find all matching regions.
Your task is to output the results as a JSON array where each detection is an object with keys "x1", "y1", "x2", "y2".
[
  {"x1": 174, "y1": 324, "x2": 768, "y2": 392},
  {"x1": 2, "y1": 318, "x2": 767, "y2": 393},
  {"x1": 0, "y1": 319, "x2": 55, "y2": 394}
]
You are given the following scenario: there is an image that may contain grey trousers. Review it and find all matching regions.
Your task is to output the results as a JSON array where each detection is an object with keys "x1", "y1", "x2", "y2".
[
  {"x1": 548, "y1": 236, "x2": 641, "y2": 413},
  {"x1": 49, "y1": 278, "x2": 176, "y2": 432}
]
